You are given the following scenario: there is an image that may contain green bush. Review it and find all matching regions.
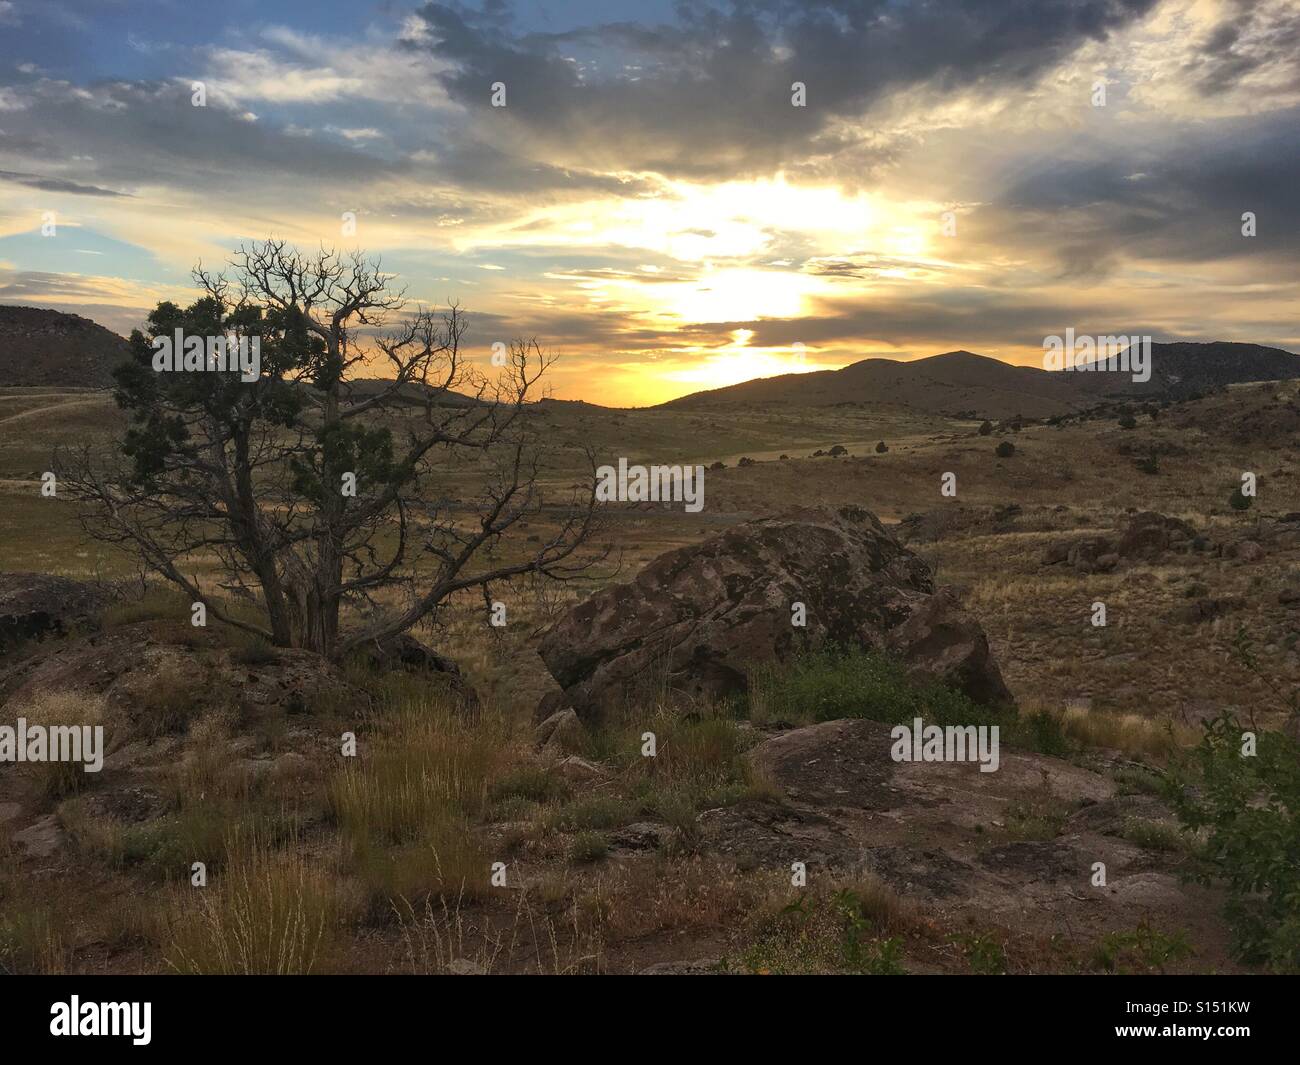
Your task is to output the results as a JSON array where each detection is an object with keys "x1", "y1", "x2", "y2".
[
  {"x1": 1228, "y1": 486, "x2": 1253, "y2": 511},
  {"x1": 748, "y1": 647, "x2": 1004, "y2": 728},
  {"x1": 995, "y1": 441, "x2": 1015, "y2": 458},
  {"x1": 748, "y1": 648, "x2": 1072, "y2": 758},
  {"x1": 1166, "y1": 712, "x2": 1300, "y2": 972},
  {"x1": 1135, "y1": 451, "x2": 1159, "y2": 476}
]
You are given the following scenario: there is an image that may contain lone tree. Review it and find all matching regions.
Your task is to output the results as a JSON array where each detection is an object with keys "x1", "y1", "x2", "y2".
[{"x1": 59, "y1": 241, "x2": 601, "y2": 661}]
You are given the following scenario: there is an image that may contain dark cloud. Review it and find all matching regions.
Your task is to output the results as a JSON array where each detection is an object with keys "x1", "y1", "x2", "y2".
[
  {"x1": 1193, "y1": 1, "x2": 1300, "y2": 97},
  {"x1": 0, "y1": 169, "x2": 132, "y2": 196},
  {"x1": 0, "y1": 79, "x2": 404, "y2": 198},
  {"x1": 991, "y1": 106, "x2": 1300, "y2": 272},
  {"x1": 410, "y1": 0, "x2": 1161, "y2": 178}
]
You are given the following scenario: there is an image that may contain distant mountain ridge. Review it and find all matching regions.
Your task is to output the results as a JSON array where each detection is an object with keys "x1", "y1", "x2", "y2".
[
  {"x1": 3, "y1": 305, "x2": 1296, "y2": 419},
  {"x1": 659, "y1": 343, "x2": 1300, "y2": 419},
  {"x1": 0, "y1": 305, "x2": 132, "y2": 387}
]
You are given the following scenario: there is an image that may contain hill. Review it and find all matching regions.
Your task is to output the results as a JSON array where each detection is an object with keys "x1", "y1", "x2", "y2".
[
  {"x1": 1114, "y1": 341, "x2": 1300, "y2": 400},
  {"x1": 659, "y1": 344, "x2": 1300, "y2": 419},
  {"x1": 0, "y1": 305, "x2": 132, "y2": 387}
]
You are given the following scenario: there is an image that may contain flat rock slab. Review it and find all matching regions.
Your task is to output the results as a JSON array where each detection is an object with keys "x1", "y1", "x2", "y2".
[{"x1": 701, "y1": 718, "x2": 1211, "y2": 938}]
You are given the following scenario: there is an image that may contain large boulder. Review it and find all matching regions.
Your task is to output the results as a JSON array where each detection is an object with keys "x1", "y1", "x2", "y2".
[
  {"x1": 1114, "y1": 512, "x2": 1197, "y2": 559},
  {"x1": 1042, "y1": 511, "x2": 1200, "y2": 572},
  {"x1": 537, "y1": 505, "x2": 1012, "y2": 720},
  {"x1": 0, "y1": 572, "x2": 115, "y2": 650}
]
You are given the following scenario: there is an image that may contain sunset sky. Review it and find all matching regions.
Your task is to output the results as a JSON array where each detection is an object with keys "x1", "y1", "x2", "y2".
[{"x1": 0, "y1": 0, "x2": 1297, "y2": 406}]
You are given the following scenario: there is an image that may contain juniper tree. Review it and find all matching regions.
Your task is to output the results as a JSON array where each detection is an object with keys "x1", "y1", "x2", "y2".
[{"x1": 58, "y1": 240, "x2": 601, "y2": 660}]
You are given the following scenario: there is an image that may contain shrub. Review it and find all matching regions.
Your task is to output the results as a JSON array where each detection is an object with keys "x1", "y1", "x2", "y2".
[
  {"x1": 995, "y1": 441, "x2": 1015, "y2": 458},
  {"x1": 953, "y1": 931, "x2": 1008, "y2": 975},
  {"x1": 569, "y1": 831, "x2": 609, "y2": 864},
  {"x1": 1118, "y1": 413, "x2": 1137, "y2": 429},
  {"x1": 977, "y1": 420, "x2": 992, "y2": 436},
  {"x1": 740, "y1": 883, "x2": 913, "y2": 974},
  {"x1": 875, "y1": 441, "x2": 888, "y2": 453},
  {"x1": 1228, "y1": 486, "x2": 1253, "y2": 511},
  {"x1": 128, "y1": 668, "x2": 209, "y2": 739},
  {"x1": 1135, "y1": 451, "x2": 1159, "y2": 476},
  {"x1": 1090, "y1": 920, "x2": 1193, "y2": 974},
  {"x1": 231, "y1": 635, "x2": 279, "y2": 666},
  {"x1": 1166, "y1": 712, "x2": 1300, "y2": 972},
  {"x1": 551, "y1": 795, "x2": 633, "y2": 832}
]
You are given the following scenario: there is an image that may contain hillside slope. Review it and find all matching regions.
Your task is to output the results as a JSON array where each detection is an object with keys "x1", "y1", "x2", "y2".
[{"x1": 0, "y1": 305, "x2": 131, "y2": 387}]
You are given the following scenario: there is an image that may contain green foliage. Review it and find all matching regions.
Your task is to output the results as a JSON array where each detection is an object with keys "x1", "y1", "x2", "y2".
[
  {"x1": 748, "y1": 648, "x2": 1076, "y2": 762},
  {"x1": 289, "y1": 420, "x2": 397, "y2": 505},
  {"x1": 1118, "y1": 413, "x2": 1137, "y2": 430},
  {"x1": 1016, "y1": 708, "x2": 1071, "y2": 757},
  {"x1": 569, "y1": 831, "x2": 609, "y2": 864},
  {"x1": 953, "y1": 931, "x2": 1008, "y2": 974},
  {"x1": 977, "y1": 420, "x2": 993, "y2": 436},
  {"x1": 995, "y1": 440, "x2": 1015, "y2": 457},
  {"x1": 112, "y1": 298, "x2": 315, "y2": 488},
  {"x1": 1091, "y1": 921, "x2": 1192, "y2": 974},
  {"x1": 741, "y1": 889, "x2": 908, "y2": 975},
  {"x1": 1166, "y1": 711, "x2": 1300, "y2": 971},
  {"x1": 1228, "y1": 486, "x2": 1253, "y2": 511},
  {"x1": 748, "y1": 646, "x2": 1004, "y2": 729}
]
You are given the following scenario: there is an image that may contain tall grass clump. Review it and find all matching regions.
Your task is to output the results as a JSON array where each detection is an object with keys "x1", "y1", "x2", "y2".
[
  {"x1": 328, "y1": 687, "x2": 499, "y2": 909},
  {"x1": 161, "y1": 833, "x2": 335, "y2": 975},
  {"x1": 4, "y1": 688, "x2": 107, "y2": 798}
]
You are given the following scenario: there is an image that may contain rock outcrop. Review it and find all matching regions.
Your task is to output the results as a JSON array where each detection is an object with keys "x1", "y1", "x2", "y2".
[
  {"x1": 696, "y1": 717, "x2": 1223, "y2": 945},
  {"x1": 1042, "y1": 511, "x2": 1200, "y2": 573},
  {"x1": 0, "y1": 573, "x2": 115, "y2": 650},
  {"x1": 538, "y1": 505, "x2": 1011, "y2": 720}
]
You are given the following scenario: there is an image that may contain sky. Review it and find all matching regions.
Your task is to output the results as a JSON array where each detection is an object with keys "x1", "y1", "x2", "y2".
[{"x1": 0, "y1": 0, "x2": 1297, "y2": 406}]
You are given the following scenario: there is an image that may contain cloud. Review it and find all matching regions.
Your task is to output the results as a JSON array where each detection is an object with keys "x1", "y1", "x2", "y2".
[
  {"x1": 0, "y1": 169, "x2": 132, "y2": 197},
  {"x1": 1192, "y1": 0, "x2": 1300, "y2": 97},
  {"x1": 0, "y1": 77, "x2": 405, "y2": 197},
  {"x1": 991, "y1": 105, "x2": 1300, "y2": 270},
  {"x1": 408, "y1": 0, "x2": 1161, "y2": 179}
]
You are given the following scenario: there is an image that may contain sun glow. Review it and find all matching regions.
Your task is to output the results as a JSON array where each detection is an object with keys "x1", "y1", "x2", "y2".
[
  {"x1": 658, "y1": 329, "x2": 832, "y2": 392},
  {"x1": 653, "y1": 265, "x2": 824, "y2": 323}
]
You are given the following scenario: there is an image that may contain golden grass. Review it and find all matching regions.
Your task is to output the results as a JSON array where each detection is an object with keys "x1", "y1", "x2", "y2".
[
  {"x1": 328, "y1": 685, "x2": 505, "y2": 908},
  {"x1": 160, "y1": 834, "x2": 336, "y2": 975},
  {"x1": 1059, "y1": 704, "x2": 1194, "y2": 760},
  {"x1": 4, "y1": 687, "x2": 106, "y2": 797}
]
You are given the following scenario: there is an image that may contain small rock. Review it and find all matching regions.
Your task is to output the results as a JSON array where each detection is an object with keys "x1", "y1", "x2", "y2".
[
  {"x1": 14, "y1": 814, "x2": 64, "y2": 859},
  {"x1": 1236, "y1": 540, "x2": 1265, "y2": 563},
  {"x1": 534, "y1": 708, "x2": 585, "y2": 754},
  {"x1": 556, "y1": 755, "x2": 606, "y2": 784}
]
